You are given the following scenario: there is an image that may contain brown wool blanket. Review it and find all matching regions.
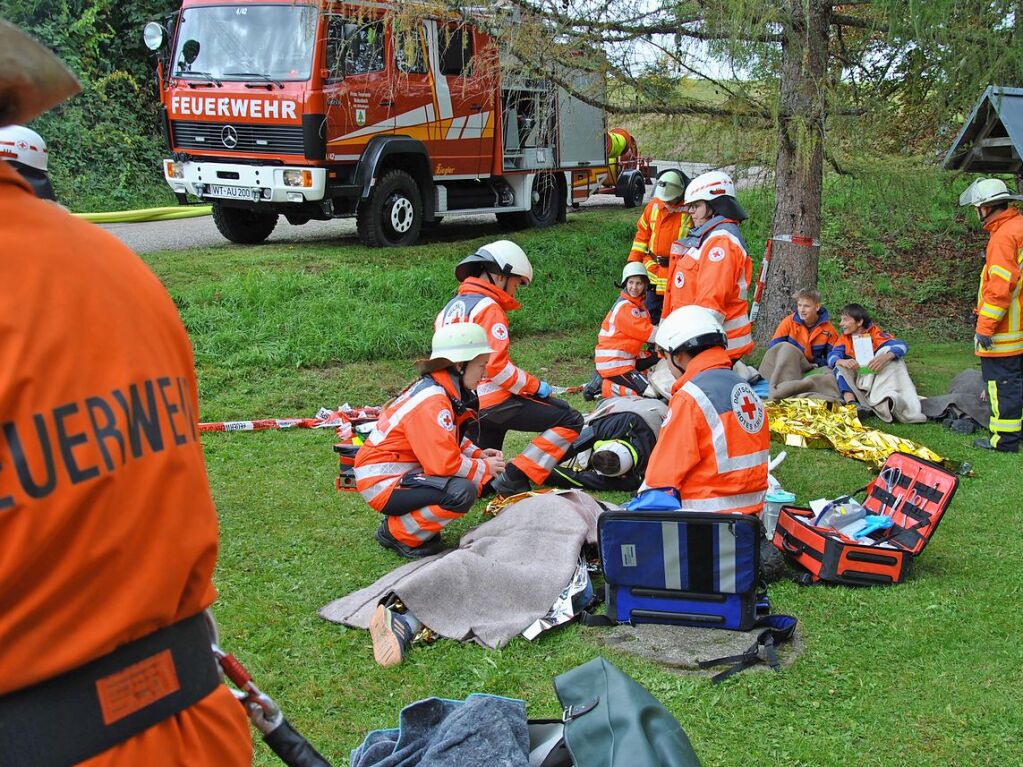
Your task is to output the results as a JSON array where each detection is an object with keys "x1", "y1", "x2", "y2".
[
  {"x1": 758, "y1": 342, "x2": 842, "y2": 402},
  {"x1": 319, "y1": 490, "x2": 603, "y2": 649}
]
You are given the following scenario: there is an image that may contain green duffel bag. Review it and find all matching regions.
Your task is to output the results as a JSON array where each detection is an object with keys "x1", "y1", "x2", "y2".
[{"x1": 528, "y1": 656, "x2": 703, "y2": 767}]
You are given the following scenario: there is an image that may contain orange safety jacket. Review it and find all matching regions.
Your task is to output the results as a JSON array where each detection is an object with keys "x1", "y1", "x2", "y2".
[
  {"x1": 768, "y1": 308, "x2": 839, "y2": 367},
  {"x1": 827, "y1": 322, "x2": 908, "y2": 368},
  {"x1": 436, "y1": 277, "x2": 540, "y2": 408},
  {"x1": 641, "y1": 347, "x2": 769, "y2": 514},
  {"x1": 664, "y1": 217, "x2": 754, "y2": 361},
  {"x1": 594, "y1": 291, "x2": 657, "y2": 378},
  {"x1": 975, "y1": 207, "x2": 1023, "y2": 357},
  {"x1": 0, "y1": 163, "x2": 251, "y2": 766},
  {"x1": 628, "y1": 197, "x2": 692, "y2": 296},
  {"x1": 354, "y1": 369, "x2": 490, "y2": 510}
]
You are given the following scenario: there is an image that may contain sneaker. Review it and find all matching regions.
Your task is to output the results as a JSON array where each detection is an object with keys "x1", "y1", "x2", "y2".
[
  {"x1": 375, "y1": 521, "x2": 447, "y2": 559},
  {"x1": 369, "y1": 603, "x2": 413, "y2": 667},
  {"x1": 490, "y1": 468, "x2": 532, "y2": 496}
]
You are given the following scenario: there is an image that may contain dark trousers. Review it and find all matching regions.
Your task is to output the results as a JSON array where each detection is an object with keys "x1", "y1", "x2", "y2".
[
  {"x1": 467, "y1": 395, "x2": 584, "y2": 484},
  {"x1": 645, "y1": 289, "x2": 664, "y2": 325},
  {"x1": 379, "y1": 473, "x2": 478, "y2": 547},
  {"x1": 981, "y1": 355, "x2": 1023, "y2": 451}
]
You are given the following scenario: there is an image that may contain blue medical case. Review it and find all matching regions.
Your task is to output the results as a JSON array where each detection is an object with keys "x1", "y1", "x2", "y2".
[{"x1": 597, "y1": 511, "x2": 761, "y2": 630}]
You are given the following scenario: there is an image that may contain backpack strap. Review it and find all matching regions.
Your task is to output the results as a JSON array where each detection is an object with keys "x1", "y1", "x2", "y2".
[{"x1": 698, "y1": 614, "x2": 798, "y2": 684}]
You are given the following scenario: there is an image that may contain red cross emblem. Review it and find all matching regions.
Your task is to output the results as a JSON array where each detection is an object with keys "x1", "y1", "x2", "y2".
[
  {"x1": 731, "y1": 383, "x2": 764, "y2": 433},
  {"x1": 740, "y1": 395, "x2": 758, "y2": 420}
]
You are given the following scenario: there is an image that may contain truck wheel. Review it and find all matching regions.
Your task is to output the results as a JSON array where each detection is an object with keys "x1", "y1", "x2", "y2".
[
  {"x1": 211, "y1": 203, "x2": 278, "y2": 244},
  {"x1": 622, "y1": 174, "x2": 646, "y2": 208},
  {"x1": 356, "y1": 169, "x2": 422, "y2": 247},
  {"x1": 521, "y1": 172, "x2": 559, "y2": 228}
]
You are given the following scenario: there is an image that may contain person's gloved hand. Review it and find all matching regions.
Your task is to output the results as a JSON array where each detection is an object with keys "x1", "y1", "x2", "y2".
[
  {"x1": 975, "y1": 333, "x2": 993, "y2": 350},
  {"x1": 536, "y1": 381, "x2": 552, "y2": 399}
]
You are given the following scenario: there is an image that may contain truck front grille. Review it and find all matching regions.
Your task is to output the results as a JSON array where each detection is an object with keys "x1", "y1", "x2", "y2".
[{"x1": 171, "y1": 121, "x2": 305, "y2": 155}]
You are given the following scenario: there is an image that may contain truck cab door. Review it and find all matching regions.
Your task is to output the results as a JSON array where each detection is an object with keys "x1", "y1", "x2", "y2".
[
  {"x1": 323, "y1": 14, "x2": 393, "y2": 161},
  {"x1": 425, "y1": 21, "x2": 490, "y2": 178}
]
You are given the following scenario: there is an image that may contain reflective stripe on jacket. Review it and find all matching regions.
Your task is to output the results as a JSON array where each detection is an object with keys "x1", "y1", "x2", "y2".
[
  {"x1": 975, "y1": 207, "x2": 1023, "y2": 357},
  {"x1": 641, "y1": 347, "x2": 769, "y2": 514},
  {"x1": 594, "y1": 291, "x2": 656, "y2": 378},
  {"x1": 768, "y1": 308, "x2": 839, "y2": 367},
  {"x1": 436, "y1": 277, "x2": 540, "y2": 408},
  {"x1": 354, "y1": 370, "x2": 488, "y2": 509},
  {"x1": 664, "y1": 217, "x2": 754, "y2": 361},
  {"x1": 827, "y1": 322, "x2": 907, "y2": 368},
  {"x1": 627, "y1": 198, "x2": 692, "y2": 295}
]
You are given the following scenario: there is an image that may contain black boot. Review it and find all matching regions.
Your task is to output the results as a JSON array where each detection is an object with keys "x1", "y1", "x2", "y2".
[{"x1": 582, "y1": 371, "x2": 602, "y2": 401}]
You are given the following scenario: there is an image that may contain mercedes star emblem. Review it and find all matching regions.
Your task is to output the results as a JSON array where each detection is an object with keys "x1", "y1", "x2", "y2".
[{"x1": 221, "y1": 125, "x2": 238, "y2": 149}]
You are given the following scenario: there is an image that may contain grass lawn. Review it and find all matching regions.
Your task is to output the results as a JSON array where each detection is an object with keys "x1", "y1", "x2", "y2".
[{"x1": 142, "y1": 191, "x2": 1020, "y2": 766}]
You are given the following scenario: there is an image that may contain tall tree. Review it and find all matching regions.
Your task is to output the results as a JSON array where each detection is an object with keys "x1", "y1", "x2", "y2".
[{"x1": 481, "y1": 0, "x2": 1021, "y2": 342}]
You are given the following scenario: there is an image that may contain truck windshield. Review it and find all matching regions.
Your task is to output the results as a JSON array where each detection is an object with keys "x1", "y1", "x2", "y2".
[{"x1": 172, "y1": 4, "x2": 317, "y2": 82}]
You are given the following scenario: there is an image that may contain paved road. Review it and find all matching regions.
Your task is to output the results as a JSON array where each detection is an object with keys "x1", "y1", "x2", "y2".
[{"x1": 101, "y1": 162, "x2": 767, "y2": 254}]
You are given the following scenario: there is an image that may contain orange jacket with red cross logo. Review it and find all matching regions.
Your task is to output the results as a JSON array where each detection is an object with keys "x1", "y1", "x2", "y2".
[
  {"x1": 641, "y1": 347, "x2": 769, "y2": 514},
  {"x1": 975, "y1": 207, "x2": 1023, "y2": 357},
  {"x1": 627, "y1": 197, "x2": 692, "y2": 295},
  {"x1": 354, "y1": 369, "x2": 490, "y2": 509},
  {"x1": 435, "y1": 277, "x2": 540, "y2": 408},
  {"x1": 0, "y1": 162, "x2": 251, "y2": 766},
  {"x1": 594, "y1": 291, "x2": 656, "y2": 378},
  {"x1": 663, "y1": 217, "x2": 754, "y2": 361}
]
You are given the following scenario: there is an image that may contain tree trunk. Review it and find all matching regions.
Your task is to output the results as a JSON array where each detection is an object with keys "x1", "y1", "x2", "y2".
[{"x1": 753, "y1": 0, "x2": 832, "y2": 347}]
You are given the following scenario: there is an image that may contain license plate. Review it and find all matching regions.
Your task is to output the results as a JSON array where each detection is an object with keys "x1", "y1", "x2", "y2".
[{"x1": 206, "y1": 184, "x2": 259, "y2": 200}]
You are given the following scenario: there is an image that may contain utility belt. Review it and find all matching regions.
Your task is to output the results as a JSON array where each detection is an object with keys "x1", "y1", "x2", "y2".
[{"x1": 0, "y1": 612, "x2": 220, "y2": 767}]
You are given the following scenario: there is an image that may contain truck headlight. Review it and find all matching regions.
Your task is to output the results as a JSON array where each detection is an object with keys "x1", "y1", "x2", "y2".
[
  {"x1": 283, "y1": 170, "x2": 313, "y2": 188},
  {"x1": 164, "y1": 160, "x2": 184, "y2": 179}
]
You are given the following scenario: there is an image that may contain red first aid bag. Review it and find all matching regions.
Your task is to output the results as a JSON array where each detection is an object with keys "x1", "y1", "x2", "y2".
[{"x1": 772, "y1": 452, "x2": 958, "y2": 586}]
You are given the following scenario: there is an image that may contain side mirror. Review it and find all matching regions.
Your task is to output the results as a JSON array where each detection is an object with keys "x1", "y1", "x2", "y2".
[{"x1": 143, "y1": 21, "x2": 167, "y2": 52}]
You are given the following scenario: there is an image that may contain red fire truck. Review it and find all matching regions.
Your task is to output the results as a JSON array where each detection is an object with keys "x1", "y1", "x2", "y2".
[{"x1": 143, "y1": 1, "x2": 651, "y2": 246}]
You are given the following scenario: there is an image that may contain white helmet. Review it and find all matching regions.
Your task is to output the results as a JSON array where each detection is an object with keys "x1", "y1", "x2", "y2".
[
  {"x1": 430, "y1": 322, "x2": 494, "y2": 363},
  {"x1": 591, "y1": 440, "x2": 637, "y2": 477},
  {"x1": 455, "y1": 240, "x2": 533, "y2": 285},
  {"x1": 618, "y1": 262, "x2": 649, "y2": 287},
  {"x1": 654, "y1": 169, "x2": 688, "y2": 202},
  {"x1": 684, "y1": 170, "x2": 736, "y2": 204},
  {"x1": 958, "y1": 178, "x2": 1022, "y2": 207},
  {"x1": 0, "y1": 125, "x2": 48, "y2": 171},
  {"x1": 656, "y1": 305, "x2": 726, "y2": 355}
]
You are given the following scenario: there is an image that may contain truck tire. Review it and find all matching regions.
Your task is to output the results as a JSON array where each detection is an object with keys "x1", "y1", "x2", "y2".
[
  {"x1": 356, "y1": 169, "x2": 423, "y2": 247},
  {"x1": 211, "y1": 203, "x2": 278, "y2": 244},
  {"x1": 496, "y1": 172, "x2": 561, "y2": 231},
  {"x1": 622, "y1": 173, "x2": 646, "y2": 208},
  {"x1": 522, "y1": 172, "x2": 560, "y2": 228}
]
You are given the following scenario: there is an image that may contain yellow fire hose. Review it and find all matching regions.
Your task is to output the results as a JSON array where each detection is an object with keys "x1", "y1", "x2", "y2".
[{"x1": 73, "y1": 205, "x2": 212, "y2": 223}]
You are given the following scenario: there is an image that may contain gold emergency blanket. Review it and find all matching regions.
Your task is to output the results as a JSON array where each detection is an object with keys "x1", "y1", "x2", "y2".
[{"x1": 767, "y1": 399, "x2": 946, "y2": 469}]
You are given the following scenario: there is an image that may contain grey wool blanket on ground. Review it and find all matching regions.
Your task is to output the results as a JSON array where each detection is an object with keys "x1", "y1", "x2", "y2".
[
  {"x1": 919, "y1": 368, "x2": 990, "y2": 429},
  {"x1": 319, "y1": 490, "x2": 603, "y2": 649},
  {"x1": 350, "y1": 694, "x2": 529, "y2": 767},
  {"x1": 758, "y1": 343, "x2": 842, "y2": 402}
]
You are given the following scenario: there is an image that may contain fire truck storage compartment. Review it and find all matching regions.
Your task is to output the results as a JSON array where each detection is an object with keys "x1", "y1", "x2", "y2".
[
  {"x1": 436, "y1": 179, "x2": 515, "y2": 212},
  {"x1": 557, "y1": 71, "x2": 607, "y2": 168},
  {"x1": 501, "y1": 78, "x2": 556, "y2": 172}
]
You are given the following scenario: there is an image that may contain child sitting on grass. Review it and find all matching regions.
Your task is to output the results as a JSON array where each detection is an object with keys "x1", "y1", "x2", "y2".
[
  {"x1": 827, "y1": 303, "x2": 926, "y2": 423},
  {"x1": 767, "y1": 287, "x2": 839, "y2": 368}
]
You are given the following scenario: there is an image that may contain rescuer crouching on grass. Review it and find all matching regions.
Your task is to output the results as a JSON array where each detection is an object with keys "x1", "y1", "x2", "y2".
[
  {"x1": 590, "y1": 262, "x2": 659, "y2": 400},
  {"x1": 436, "y1": 240, "x2": 584, "y2": 497},
  {"x1": 354, "y1": 323, "x2": 506, "y2": 559}
]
